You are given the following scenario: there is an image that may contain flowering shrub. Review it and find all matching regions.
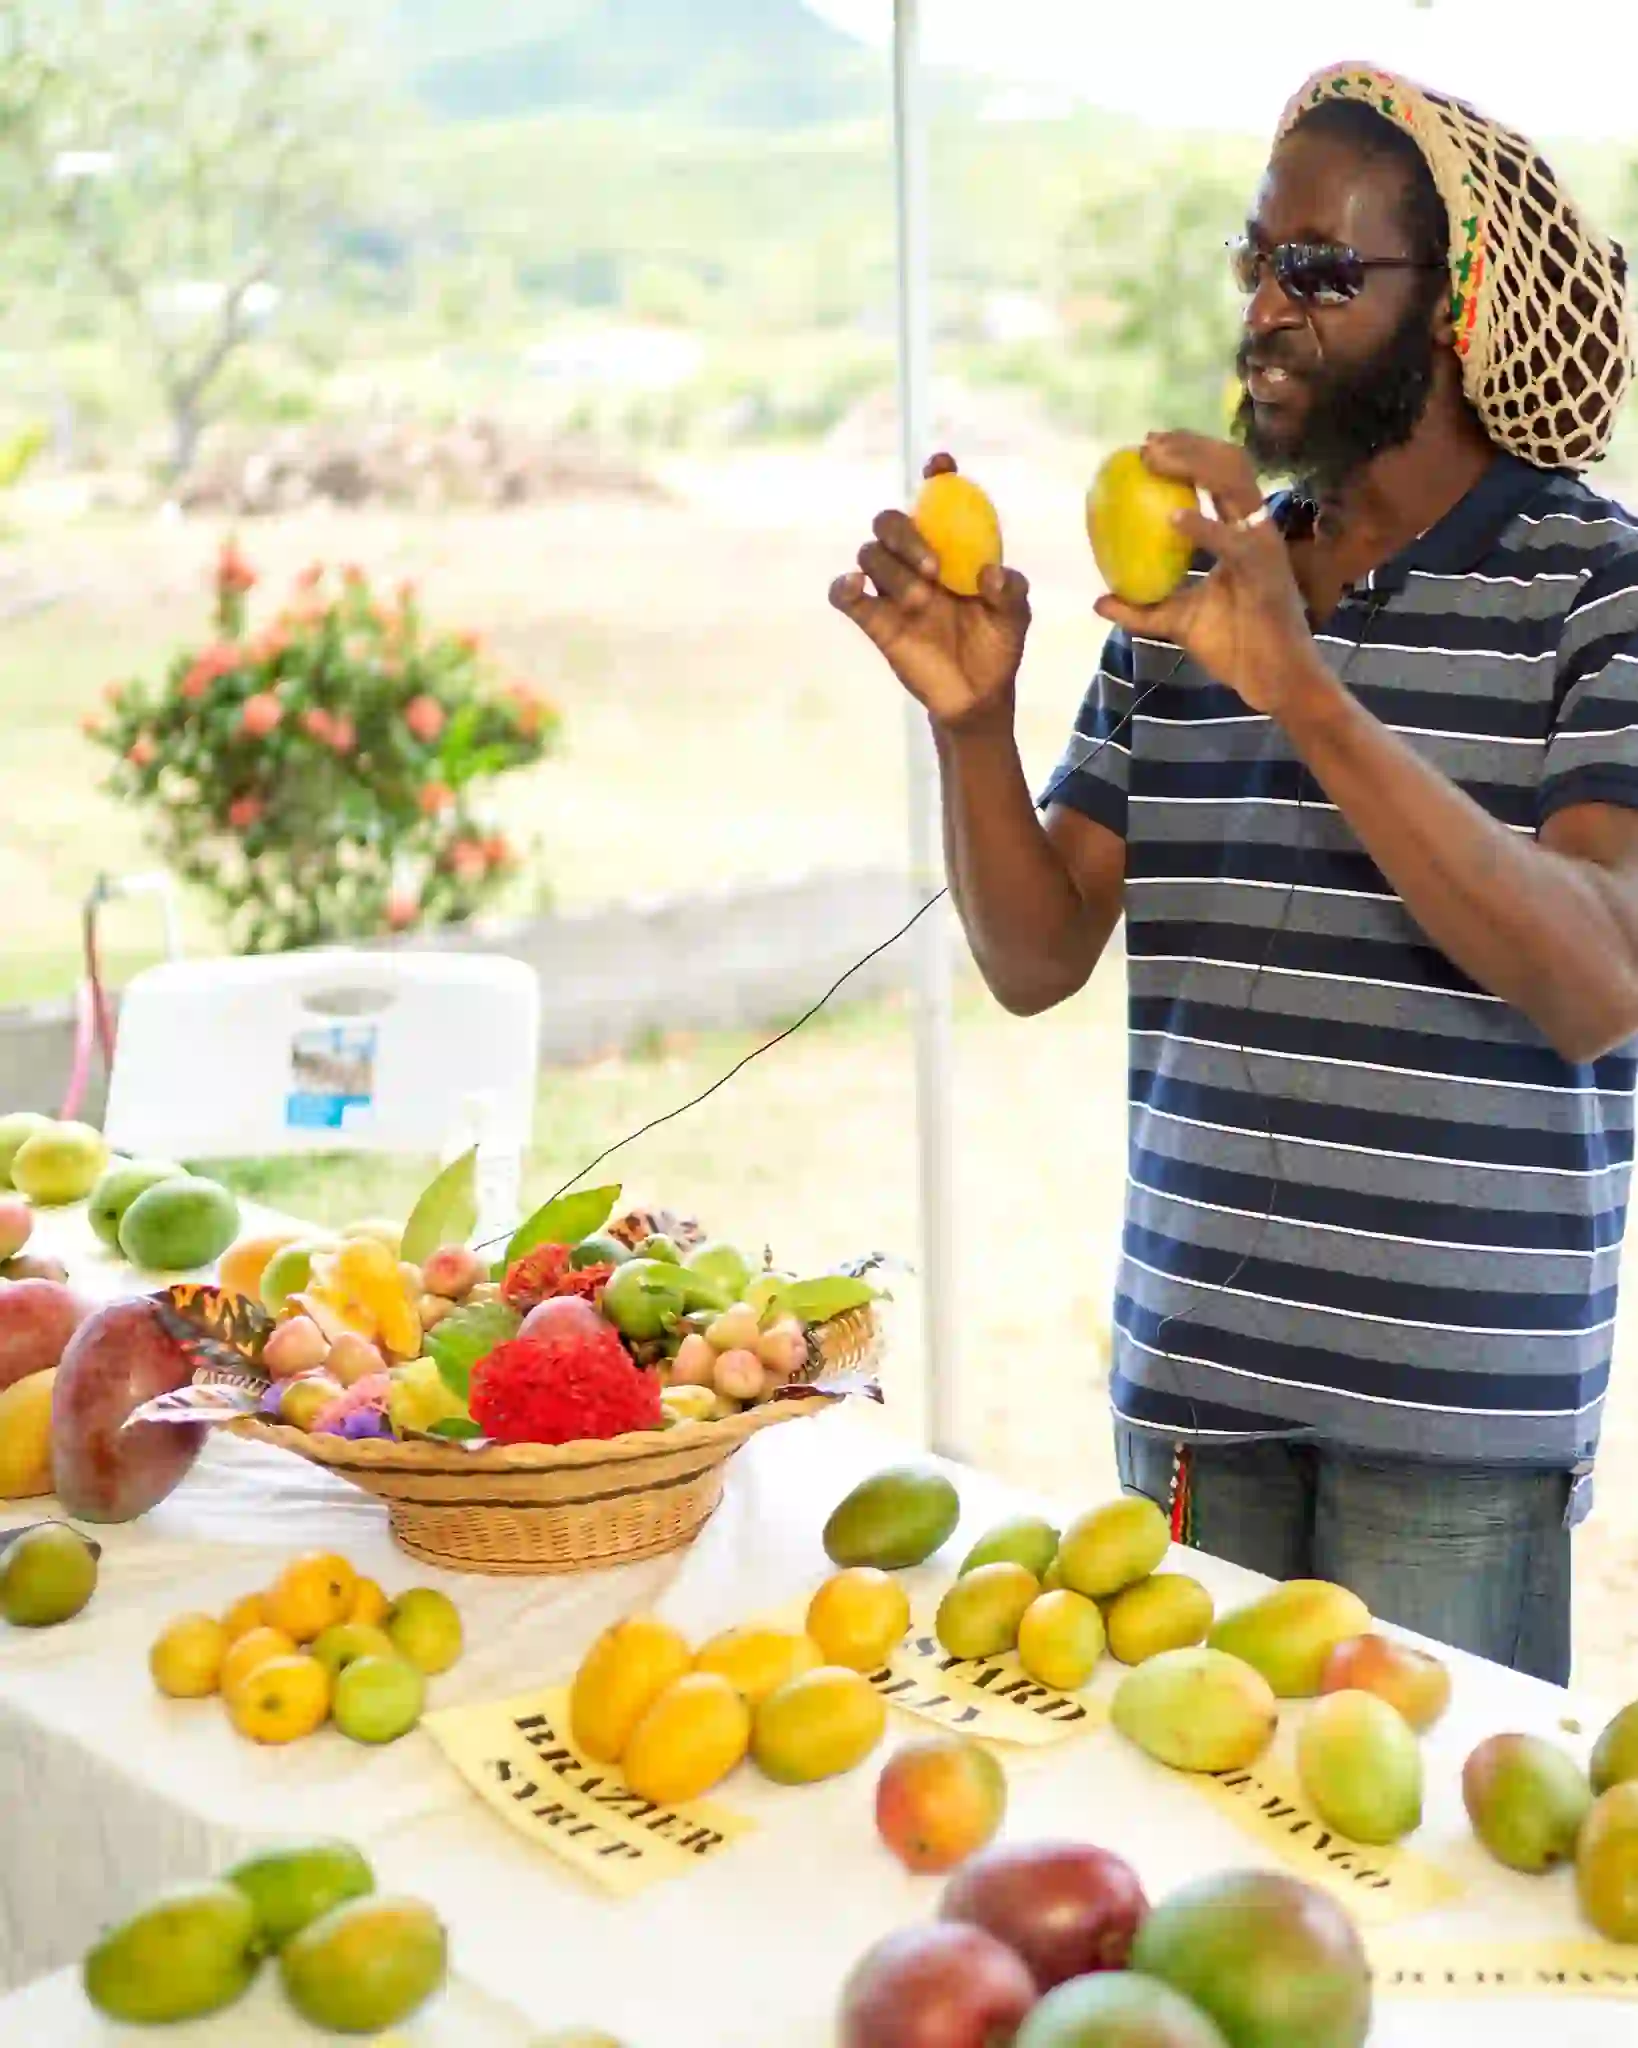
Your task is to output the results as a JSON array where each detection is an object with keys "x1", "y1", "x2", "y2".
[{"x1": 88, "y1": 542, "x2": 560, "y2": 952}]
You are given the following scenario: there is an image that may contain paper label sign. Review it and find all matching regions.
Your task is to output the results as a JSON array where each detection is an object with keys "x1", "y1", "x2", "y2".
[
  {"x1": 762, "y1": 1597, "x2": 1103, "y2": 1747},
  {"x1": 423, "y1": 1686, "x2": 754, "y2": 1898},
  {"x1": 1188, "y1": 1757, "x2": 1465, "y2": 1926},
  {"x1": 1369, "y1": 1940, "x2": 1638, "y2": 1999}
]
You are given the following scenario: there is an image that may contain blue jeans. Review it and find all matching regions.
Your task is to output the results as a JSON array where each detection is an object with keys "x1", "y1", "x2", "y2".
[{"x1": 1113, "y1": 1424, "x2": 1573, "y2": 1686}]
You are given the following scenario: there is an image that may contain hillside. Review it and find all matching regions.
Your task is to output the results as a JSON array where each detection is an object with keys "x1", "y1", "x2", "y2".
[{"x1": 389, "y1": 0, "x2": 885, "y2": 126}]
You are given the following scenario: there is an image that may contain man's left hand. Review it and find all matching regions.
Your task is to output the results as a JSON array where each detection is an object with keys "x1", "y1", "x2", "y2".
[{"x1": 1095, "y1": 432, "x2": 1323, "y2": 717}]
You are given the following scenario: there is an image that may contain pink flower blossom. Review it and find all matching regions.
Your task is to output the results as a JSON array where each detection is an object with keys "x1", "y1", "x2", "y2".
[{"x1": 403, "y1": 694, "x2": 445, "y2": 743}]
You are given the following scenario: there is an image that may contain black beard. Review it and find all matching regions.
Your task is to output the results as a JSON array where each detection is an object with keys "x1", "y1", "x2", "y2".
[{"x1": 1232, "y1": 295, "x2": 1439, "y2": 496}]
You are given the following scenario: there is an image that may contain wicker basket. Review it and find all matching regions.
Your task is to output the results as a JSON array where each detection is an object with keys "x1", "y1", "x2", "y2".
[{"x1": 229, "y1": 1304, "x2": 881, "y2": 1575}]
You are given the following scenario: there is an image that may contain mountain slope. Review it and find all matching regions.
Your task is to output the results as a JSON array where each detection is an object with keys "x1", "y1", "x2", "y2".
[{"x1": 390, "y1": 0, "x2": 884, "y2": 126}]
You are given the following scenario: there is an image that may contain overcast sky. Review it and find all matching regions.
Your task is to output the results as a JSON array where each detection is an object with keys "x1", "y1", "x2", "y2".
[{"x1": 805, "y1": 0, "x2": 1638, "y2": 144}]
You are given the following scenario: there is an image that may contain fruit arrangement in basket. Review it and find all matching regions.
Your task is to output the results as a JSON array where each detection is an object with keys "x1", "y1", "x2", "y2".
[{"x1": 192, "y1": 1179, "x2": 884, "y2": 1456}]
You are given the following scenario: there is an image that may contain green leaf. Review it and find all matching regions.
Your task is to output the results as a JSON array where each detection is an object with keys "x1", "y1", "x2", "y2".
[
  {"x1": 781, "y1": 1275, "x2": 881, "y2": 1326},
  {"x1": 425, "y1": 1300, "x2": 521, "y2": 1401},
  {"x1": 401, "y1": 1147, "x2": 480, "y2": 1266},
  {"x1": 504, "y1": 1185, "x2": 621, "y2": 1269},
  {"x1": 424, "y1": 1417, "x2": 484, "y2": 1442}
]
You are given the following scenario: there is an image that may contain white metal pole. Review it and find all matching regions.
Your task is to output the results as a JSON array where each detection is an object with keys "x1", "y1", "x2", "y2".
[{"x1": 892, "y1": 0, "x2": 962, "y2": 1461}]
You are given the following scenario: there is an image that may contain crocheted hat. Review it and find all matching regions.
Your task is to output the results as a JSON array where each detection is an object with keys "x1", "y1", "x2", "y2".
[{"x1": 1276, "y1": 63, "x2": 1634, "y2": 469}]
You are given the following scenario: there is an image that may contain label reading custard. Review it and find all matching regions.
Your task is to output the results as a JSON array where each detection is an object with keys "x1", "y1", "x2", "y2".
[
  {"x1": 423, "y1": 1686, "x2": 754, "y2": 1898},
  {"x1": 761, "y1": 1594, "x2": 1104, "y2": 1747}
]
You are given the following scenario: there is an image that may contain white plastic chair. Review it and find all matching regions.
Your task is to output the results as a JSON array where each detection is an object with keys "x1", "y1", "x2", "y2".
[{"x1": 102, "y1": 948, "x2": 540, "y2": 1246}]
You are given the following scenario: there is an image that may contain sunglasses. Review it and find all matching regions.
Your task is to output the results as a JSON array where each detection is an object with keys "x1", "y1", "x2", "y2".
[{"x1": 1228, "y1": 236, "x2": 1442, "y2": 308}]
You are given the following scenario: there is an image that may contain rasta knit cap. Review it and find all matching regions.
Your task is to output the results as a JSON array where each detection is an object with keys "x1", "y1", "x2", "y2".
[{"x1": 1276, "y1": 62, "x2": 1634, "y2": 469}]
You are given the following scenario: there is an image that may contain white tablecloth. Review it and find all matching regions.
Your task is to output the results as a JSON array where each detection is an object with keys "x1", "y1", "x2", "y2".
[{"x1": 4, "y1": 1205, "x2": 1637, "y2": 2044}]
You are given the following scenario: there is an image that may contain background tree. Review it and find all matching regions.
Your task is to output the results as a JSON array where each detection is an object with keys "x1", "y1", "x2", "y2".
[
  {"x1": 1059, "y1": 155, "x2": 1252, "y2": 439},
  {"x1": 0, "y1": 0, "x2": 377, "y2": 478}
]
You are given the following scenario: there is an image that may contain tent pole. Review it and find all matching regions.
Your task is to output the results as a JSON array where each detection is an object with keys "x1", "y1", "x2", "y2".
[{"x1": 892, "y1": 0, "x2": 962, "y2": 1460}]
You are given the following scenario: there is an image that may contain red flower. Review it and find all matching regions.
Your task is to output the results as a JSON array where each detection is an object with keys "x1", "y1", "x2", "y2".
[
  {"x1": 240, "y1": 692, "x2": 283, "y2": 738},
  {"x1": 482, "y1": 833, "x2": 514, "y2": 870},
  {"x1": 506, "y1": 680, "x2": 554, "y2": 738},
  {"x1": 385, "y1": 892, "x2": 419, "y2": 931},
  {"x1": 342, "y1": 563, "x2": 367, "y2": 588},
  {"x1": 180, "y1": 641, "x2": 239, "y2": 700},
  {"x1": 301, "y1": 706, "x2": 335, "y2": 744},
  {"x1": 251, "y1": 624, "x2": 291, "y2": 665},
  {"x1": 80, "y1": 712, "x2": 103, "y2": 737},
  {"x1": 327, "y1": 713, "x2": 357, "y2": 755},
  {"x1": 216, "y1": 539, "x2": 256, "y2": 595},
  {"x1": 127, "y1": 735, "x2": 156, "y2": 767},
  {"x1": 227, "y1": 794, "x2": 264, "y2": 831},
  {"x1": 449, "y1": 838, "x2": 487, "y2": 885},
  {"x1": 501, "y1": 1244, "x2": 615, "y2": 1314},
  {"x1": 469, "y1": 1325, "x2": 660, "y2": 1445},
  {"x1": 418, "y1": 781, "x2": 454, "y2": 817},
  {"x1": 455, "y1": 628, "x2": 483, "y2": 655},
  {"x1": 403, "y1": 694, "x2": 445, "y2": 743},
  {"x1": 502, "y1": 1242, "x2": 572, "y2": 1309},
  {"x1": 296, "y1": 562, "x2": 324, "y2": 592}
]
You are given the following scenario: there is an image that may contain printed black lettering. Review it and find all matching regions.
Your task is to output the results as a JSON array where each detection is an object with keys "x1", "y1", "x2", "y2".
[{"x1": 680, "y1": 1826, "x2": 726, "y2": 1855}]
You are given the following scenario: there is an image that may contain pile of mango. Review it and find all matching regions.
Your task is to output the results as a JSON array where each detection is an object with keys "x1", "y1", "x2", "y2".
[{"x1": 818, "y1": 1459, "x2": 1638, "y2": 1947}]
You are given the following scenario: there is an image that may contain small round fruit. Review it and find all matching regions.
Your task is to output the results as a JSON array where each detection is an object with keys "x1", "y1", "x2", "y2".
[
  {"x1": 332, "y1": 1654, "x2": 426, "y2": 1745},
  {"x1": 220, "y1": 1592, "x2": 270, "y2": 1643},
  {"x1": 0, "y1": 1519, "x2": 99, "y2": 1626},
  {"x1": 216, "y1": 1230, "x2": 301, "y2": 1304},
  {"x1": 941, "y1": 1839, "x2": 1150, "y2": 1991},
  {"x1": 385, "y1": 1585, "x2": 463, "y2": 1675},
  {"x1": 807, "y1": 1568, "x2": 912, "y2": 1673},
  {"x1": 150, "y1": 1612, "x2": 230, "y2": 1698},
  {"x1": 1017, "y1": 1589, "x2": 1107, "y2": 1692},
  {"x1": 259, "y1": 1240, "x2": 330, "y2": 1316},
  {"x1": 694, "y1": 1626, "x2": 824, "y2": 1705},
  {"x1": 910, "y1": 470, "x2": 1004, "y2": 597},
  {"x1": 622, "y1": 1671, "x2": 753, "y2": 1805},
  {"x1": 326, "y1": 1331, "x2": 386, "y2": 1388},
  {"x1": 266, "y1": 1551, "x2": 358, "y2": 1643},
  {"x1": 571, "y1": 1615, "x2": 694, "y2": 1763},
  {"x1": 752, "y1": 1666, "x2": 888, "y2": 1785},
  {"x1": 82, "y1": 1882, "x2": 257, "y2": 2024},
  {"x1": 1086, "y1": 447, "x2": 1198, "y2": 607},
  {"x1": 310, "y1": 1621, "x2": 398, "y2": 1681},
  {"x1": 959, "y1": 1514, "x2": 1060, "y2": 1581},
  {"x1": 279, "y1": 1894, "x2": 447, "y2": 2035},
  {"x1": 220, "y1": 1626, "x2": 300, "y2": 1700},
  {"x1": 263, "y1": 1315, "x2": 329, "y2": 1379},
  {"x1": 669, "y1": 1332, "x2": 718, "y2": 1387},
  {"x1": 713, "y1": 1346, "x2": 767, "y2": 1402},
  {"x1": 348, "y1": 1576, "x2": 390, "y2": 1628},
  {"x1": 421, "y1": 1245, "x2": 486, "y2": 1299},
  {"x1": 875, "y1": 1736, "x2": 1008, "y2": 1874},
  {"x1": 227, "y1": 1654, "x2": 331, "y2": 1745},
  {"x1": 839, "y1": 1922, "x2": 1036, "y2": 2048},
  {"x1": 1591, "y1": 1701, "x2": 1638, "y2": 1796},
  {"x1": 1018, "y1": 1974, "x2": 1230, "y2": 2048},
  {"x1": 224, "y1": 1839, "x2": 375, "y2": 1951},
  {"x1": 1577, "y1": 1782, "x2": 1638, "y2": 1942},
  {"x1": 935, "y1": 1562, "x2": 1040, "y2": 1662}
]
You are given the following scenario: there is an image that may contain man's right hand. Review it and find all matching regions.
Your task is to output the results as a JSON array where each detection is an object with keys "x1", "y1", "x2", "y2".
[{"x1": 829, "y1": 452, "x2": 1031, "y2": 733}]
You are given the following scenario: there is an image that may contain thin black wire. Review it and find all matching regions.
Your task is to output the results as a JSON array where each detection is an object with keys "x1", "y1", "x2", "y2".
[
  {"x1": 473, "y1": 667, "x2": 1176, "y2": 1253},
  {"x1": 478, "y1": 598, "x2": 1384, "y2": 1407}
]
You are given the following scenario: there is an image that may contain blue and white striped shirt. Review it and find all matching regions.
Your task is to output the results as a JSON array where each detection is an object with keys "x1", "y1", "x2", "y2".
[{"x1": 1050, "y1": 454, "x2": 1638, "y2": 1469}]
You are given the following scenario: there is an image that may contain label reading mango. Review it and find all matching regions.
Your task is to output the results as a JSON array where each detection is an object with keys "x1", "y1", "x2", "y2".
[
  {"x1": 423, "y1": 1685, "x2": 754, "y2": 1899},
  {"x1": 1369, "y1": 1939, "x2": 1638, "y2": 1999},
  {"x1": 1187, "y1": 1757, "x2": 1464, "y2": 1925},
  {"x1": 763, "y1": 1595, "x2": 1103, "y2": 1747}
]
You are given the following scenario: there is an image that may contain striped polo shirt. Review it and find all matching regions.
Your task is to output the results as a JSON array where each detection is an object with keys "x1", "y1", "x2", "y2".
[{"x1": 1049, "y1": 453, "x2": 1638, "y2": 1470}]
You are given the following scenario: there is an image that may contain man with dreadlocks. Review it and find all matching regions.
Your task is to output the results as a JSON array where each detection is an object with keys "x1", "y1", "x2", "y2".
[{"x1": 832, "y1": 63, "x2": 1638, "y2": 1683}]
